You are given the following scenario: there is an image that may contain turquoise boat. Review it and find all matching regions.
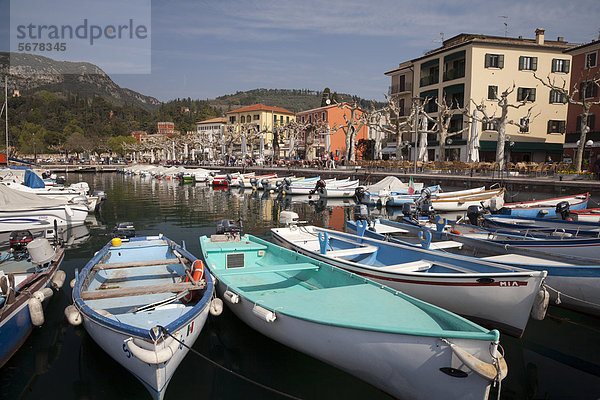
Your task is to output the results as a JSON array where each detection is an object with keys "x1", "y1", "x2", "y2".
[{"x1": 199, "y1": 233, "x2": 507, "y2": 400}]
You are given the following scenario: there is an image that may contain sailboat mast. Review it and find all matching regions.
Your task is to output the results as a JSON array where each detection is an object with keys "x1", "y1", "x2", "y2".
[{"x1": 4, "y1": 76, "x2": 8, "y2": 166}]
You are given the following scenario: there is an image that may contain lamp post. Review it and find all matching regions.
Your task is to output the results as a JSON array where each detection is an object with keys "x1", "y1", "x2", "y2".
[
  {"x1": 412, "y1": 97, "x2": 423, "y2": 173},
  {"x1": 576, "y1": 139, "x2": 594, "y2": 166}
]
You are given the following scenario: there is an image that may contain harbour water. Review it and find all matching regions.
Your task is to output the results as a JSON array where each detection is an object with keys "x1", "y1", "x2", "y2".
[{"x1": 2, "y1": 172, "x2": 600, "y2": 399}]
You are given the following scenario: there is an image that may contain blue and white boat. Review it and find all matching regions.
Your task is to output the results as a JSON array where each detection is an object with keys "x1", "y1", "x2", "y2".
[
  {"x1": 499, "y1": 193, "x2": 589, "y2": 218},
  {"x1": 273, "y1": 219, "x2": 547, "y2": 338},
  {"x1": 0, "y1": 237, "x2": 66, "y2": 367},
  {"x1": 484, "y1": 214, "x2": 600, "y2": 235},
  {"x1": 355, "y1": 218, "x2": 600, "y2": 318},
  {"x1": 68, "y1": 233, "x2": 216, "y2": 400},
  {"x1": 200, "y1": 229, "x2": 507, "y2": 400}
]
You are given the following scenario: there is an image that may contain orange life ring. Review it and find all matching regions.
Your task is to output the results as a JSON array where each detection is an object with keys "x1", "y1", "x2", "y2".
[{"x1": 182, "y1": 260, "x2": 205, "y2": 303}]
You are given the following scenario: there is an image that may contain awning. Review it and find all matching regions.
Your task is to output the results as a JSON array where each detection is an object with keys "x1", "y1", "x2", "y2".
[
  {"x1": 479, "y1": 140, "x2": 563, "y2": 152},
  {"x1": 444, "y1": 50, "x2": 466, "y2": 63},
  {"x1": 421, "y1": 59, "x2": 440, "y2": 69}
]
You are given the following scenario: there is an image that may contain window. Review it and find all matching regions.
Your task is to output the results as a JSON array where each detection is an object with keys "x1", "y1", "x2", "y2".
[
  {"x1": 520, "y1": 118, "x2": 529, "y2": 133},
  {"x1": 580, "y1": 81, "x2": 598, "y2": 99},
  {"x1": 488, "y1": 85, "x2": 498, "y2": 100},
  {"x1": 549, "y1": 89, "x2": 567, "y2": 104},
  {"x1": 551, "y1": 58, "x2": 570, "y2": 73},
  {"x1": 519, "y1": 56, "x2": 538, "y2": 71},
  {"x1": 517, "y1": 87, "x2": 536, "y2": 102},
  {"x1": 547, "y1": 120, "x2": 566, "y2": 134},
  {"x1": 586, "y1": 51, "x2": 598, "y2": 69},
  {"x1": 308, "y1": 115, "x2": 312, "y2": 123},
  {"x1": 253, "y1": 114, "x2": 259, "y2": 120},
  {"x1": 485, "y1": 54, "x2": 504, "y2": 68},
  {"x1": 576, "y1": 114, "x2": 596, "y2": 132},
  {"x1": 398, "y1": 98, "x2": 405, "y2": 116},
  {"x1": 483, "y1": 119, "x2": 498, "y2": 131},
  {"x1": 286, "y1": 116, "x2": 290, "y2": 123},
  {"x1": 229, "y1": 116, "x2": 236, "y2": 123},
  {"x1": 321, "y1": 112, "x2": 326, "y2": 121}
]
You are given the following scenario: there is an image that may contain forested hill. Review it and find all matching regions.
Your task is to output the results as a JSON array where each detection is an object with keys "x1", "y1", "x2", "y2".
[{"x1": 211, "y1": 88, "x2": 385, "y2": 113}]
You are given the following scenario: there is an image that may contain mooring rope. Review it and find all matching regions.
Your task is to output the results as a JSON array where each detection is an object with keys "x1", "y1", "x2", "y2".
[
  {"x1": 544, "y1": 284, "x2": 600, "y2": 308},
  {"x1": 158, "y1": 326, "x2": 302, "y2": 400}
]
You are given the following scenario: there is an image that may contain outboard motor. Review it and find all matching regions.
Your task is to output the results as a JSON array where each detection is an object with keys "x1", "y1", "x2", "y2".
[
  {"x1": 216, "y1": 219, "x2": 243, "y2": 236},
  {"x1": 9, "y1": 230, "x2": 34, "y2": 260},
  {"x1": 225, "y1": 174, "x2": 233, "y2": 183},
  {"x1": 311, "y1": 178, "x2": 326, "y2": 195},
  {"x1": 55, "y1": 176, "x2": 66, "y2": 185},
  {"x1": 69, "y1": 195, "x2": 89, "y2": 206},
  {"x1": 354, "y1": 204, "x2": 369, "y2": 221},
  {"x1": 556, "y1": 201, "x2": 571, "y2": 220},
  {"x1": 113, "y1": 222, "x2": 135, "y2": 239},
  {"x1": 249, "y1": 177, "x2": 258, "y2": 189},
  {"x1": 261, "y1": 178, "x2": 271, "y2": 191},
  {"x1": 467, "y1": 205, "x2": 486, "y2": 226},
  {"x1": 41, "y1": 171, "x2": 51, "y2": 179},
  {"x1": 354, "y1": 187, "x2": 366, "y2": 202},
  {"x1": 418, "y1": 187, "x2": 432, "y2": 201},
  {"x1": 283, "y1": 177, "x2": 292, "y2": 187},
  {"x1": 402, "y1": 202, "x2": 418, "y2": 221},
  {"x1": 418, "y1": 202, "x2": 435, "y2": 218},
  {"x1": 92, "y1": 190, "x2": 107, "y2": 210}
]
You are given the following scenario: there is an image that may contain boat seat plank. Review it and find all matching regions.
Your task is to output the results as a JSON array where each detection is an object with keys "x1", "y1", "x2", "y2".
[
  {"x1": 218, "y1": 263, "x2": 319, "y2": 276},
  {"x1": 377, "y1": 260, "x2": 433, "y2": 272},
  {"x1": 80, "y1": 281, "x2": 201, "y2": 300},
  {"x1": 326, "y1": 245, "x2": 378, "y2": 257},
  {"x1": 481, "y1": 254, "x2": 574, "y2": 266},
  {"x1": 429, "y1": 241, "x2": 463, "y2": 250},
  {"x1": 93, "y1": 258, "x2": 183, "y2": 270}
]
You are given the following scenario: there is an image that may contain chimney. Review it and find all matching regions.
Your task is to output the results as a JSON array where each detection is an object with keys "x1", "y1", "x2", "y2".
[{"x1": 535, "y1": 28, "x2": 545, "y2": 45}]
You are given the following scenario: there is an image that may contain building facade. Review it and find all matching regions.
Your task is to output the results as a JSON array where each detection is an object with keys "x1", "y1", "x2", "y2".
[
  {"x1": 563, "y1": 39, "x2": 600, "y2": 166},
  {"x1": 296, "y1": 103, "x2": 369, "y2": 161},
  {"x1": 196, "y1": 117, "x2": 226, "y2": 159},
  {"x1": 385, "y1": 29, "x2": 573, "y2": 163},
  {"x1": 157, "y1": 122, "x2": 180, "y2": 135},
  {"x1": 225, "y1": 104, "x2": 296, "y2": 157}
]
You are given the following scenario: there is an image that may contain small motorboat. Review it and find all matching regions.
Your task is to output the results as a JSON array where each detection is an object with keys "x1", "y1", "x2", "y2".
[
  {"x1": 0, "y1": 234, "x2": 66, "y2": 367},
  {"x1": 499, "y1": 193, "x2": 589, "y2": 218},
  {"x1": 199, "y1": 218, "x2": 507, "y2": 399}
]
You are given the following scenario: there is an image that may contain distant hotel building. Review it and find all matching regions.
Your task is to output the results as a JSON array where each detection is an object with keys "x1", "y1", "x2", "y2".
[
  {"x1": 157, "y1": 122, "x2": 180, "y2": 135},
  {"x1": 196, "y1": 117, "x2": 226, "y2": 158},
  {"x1": 385, "y1": 28, "x2": 573, "y2": 163}
]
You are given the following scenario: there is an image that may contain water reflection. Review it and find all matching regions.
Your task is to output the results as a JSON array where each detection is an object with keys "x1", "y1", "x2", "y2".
[{"x1": 2, "y1": 172, "x2": 599, "y2": 400}]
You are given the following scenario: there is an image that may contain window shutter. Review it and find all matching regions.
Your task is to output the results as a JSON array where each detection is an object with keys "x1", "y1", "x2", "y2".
[
  {"x1": 547, "y1": 120, "x2": 552, "y2": 134},
  {"x1": 576, "y1": 116, "x2": 582, "y2": 132},
  {"x1": 551, "y1": 59, "x2": 557, "y2": 73},
  {"x1": 593, "y1": 83, "x2": 598, "y2": 98},
  {"x1": 498, "y1": 55, "x2": 504, "y2": 68},
  {"x1": 559, "y1": 121, "x2": 566, "y2": 133},
  {"x1": 485, "y1": 54, "x2": 491, "y2": 68},
  {"x1": 565, "y1": 60, "x2": 570, "y2": 73},
  {"x1": 589, "y1": 115, "x2": 596, "y2": 130},
  {"x1": 519, "y1": 56, "x2": 524, "y2": 70},
  {"x1": 532, "y1": 57, "x2": 538, "y2": 71},
  {"x1": 549, "y1": 90, "x2": 555, "y2": 103},
  {"x1": 530, "y1": 88, "x2": 536, "y2": 102},
  {"x1": 517, "y1": 88, "x2": 523, "y2": 101}
]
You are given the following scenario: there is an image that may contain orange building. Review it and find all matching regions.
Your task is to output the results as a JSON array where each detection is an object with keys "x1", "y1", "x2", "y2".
[{"x1": 296, "y1": 103, "x2": 369, "y2": 160}]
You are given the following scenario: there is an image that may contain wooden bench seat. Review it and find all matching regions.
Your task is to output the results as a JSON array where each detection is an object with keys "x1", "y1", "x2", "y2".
[
  {"x1": 80, "y1": 281, "x2": 203, "y2": 300},
  {"x1": 326, "y1": 245, "x2": 378, "y2": 258},
  {"x1": 218, "y1": 263, "x2": 319, "y2": 277},
  {"x1": 93, "y1": 258, "x2": 184, "y2": 270},
  {"x1": 376, "y1": 260, "x2": 433, "y2": 272}
]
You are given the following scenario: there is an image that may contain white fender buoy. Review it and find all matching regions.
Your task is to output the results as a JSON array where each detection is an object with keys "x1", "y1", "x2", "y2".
[
  {"x1": 209, "y1": 298, "x2": 223, "y2": 316},
  {"x1": 29, "y1": 298, "x2": 44, "y2": 326},
  {"x1": 531, "y1": 287, "x2": 550, "y2": 321},
  {"x1": 252, "y1": 304, "x2": 276, "y2": 323},
  {"x1": 70, "y1": 278, "x2": 76, "y2": 289},
  {"x1": 124, "y1": 336, "x2": 179, "y2": 364},
  {"x1": 223, "y1": 290, "x2": 239, "y2": 304},
  {"x1": 52, "y1": 270, "x2": 66, "y2": 290},
  {"x1": 445, "y1": 340, "x2": 508, "y2": 381},
  {"x1": 65, "y1": 305, "x2": 82, "y2": 325},
  {"x1": 33, "y1": 287, "x2": 54, "y2": 302}
]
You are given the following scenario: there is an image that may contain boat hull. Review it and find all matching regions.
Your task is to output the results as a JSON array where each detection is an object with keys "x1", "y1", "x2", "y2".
[
  {"x1": 215, "y1": 281, "x2": 494, "y2": 400},
  {"x1": 273, "y1": 226, "x2": 544, "y2": 337}
]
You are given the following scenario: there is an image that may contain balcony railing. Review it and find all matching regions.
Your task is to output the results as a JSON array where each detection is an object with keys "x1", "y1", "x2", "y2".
[
  {"x1": 388, "y1": 82, "x2": 413, "y2": 95},
  {"x1": 420, "y1": 75, "x2": 439, "y2": 87},
  {"x1": 443, "y1": 67, "x2": 465, "y2": 81}
]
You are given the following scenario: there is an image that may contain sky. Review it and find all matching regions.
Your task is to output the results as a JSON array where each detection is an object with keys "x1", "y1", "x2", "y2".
[{"x1": 1, "y1": 0, "x2": 599, "y2": 103}]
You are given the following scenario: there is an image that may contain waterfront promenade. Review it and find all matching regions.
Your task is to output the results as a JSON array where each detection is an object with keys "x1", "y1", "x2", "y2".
[{"x1": 46, "y1": 162, "x2": 600, "y2": 198}]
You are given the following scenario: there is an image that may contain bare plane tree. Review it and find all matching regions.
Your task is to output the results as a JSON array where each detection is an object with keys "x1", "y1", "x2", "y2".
[
  {"x1": 534, "y1": 69, "x2": 600, "y2": 171},
  {"x1": 335, "y1": 102, "x2": 370, "y2": 163},
  {"x1": 469, "y1": 84, "x2": 537, "y2": 169},
  {"x1": 374, "y1": 95, "x2": 414, "y2": 160},
  {"x1": 421, "y1": 96, "x2": 469, "y2": 161}
]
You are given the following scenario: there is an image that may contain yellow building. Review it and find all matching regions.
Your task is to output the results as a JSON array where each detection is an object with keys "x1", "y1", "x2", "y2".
[
  {"x1": 225, "y1": 104, "x2": 296, "y2": 157},
  {"x1": 385, "y1": 29, "x2": 574, "y2": 162}
]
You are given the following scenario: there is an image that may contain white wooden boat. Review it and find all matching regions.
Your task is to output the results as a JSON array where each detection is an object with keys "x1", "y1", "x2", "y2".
[
  {"x1": 200, "y1": 232, "x2": 507, "y2": 400},
  {"x1": 69, "y1": 234, "x2": 216, "y2": 400},
  {"x1": 386, "y1": 186, "x2": 487, "y2": 207},
  {"x1": 284, "y1": 177, "x2": 344, "y2": 195},
  {"x1": 570, "y1": 208, "x2": 600, "y2": 222},
  {"x1": 273, "y1": 223, "x2": 548, "y2": 338},
  {"x1": 431, "y1": 188, "x2": 505, "y2": 212},
  {"x1": 500, "y1": 193, "x2": 589, "y2": 218}
]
